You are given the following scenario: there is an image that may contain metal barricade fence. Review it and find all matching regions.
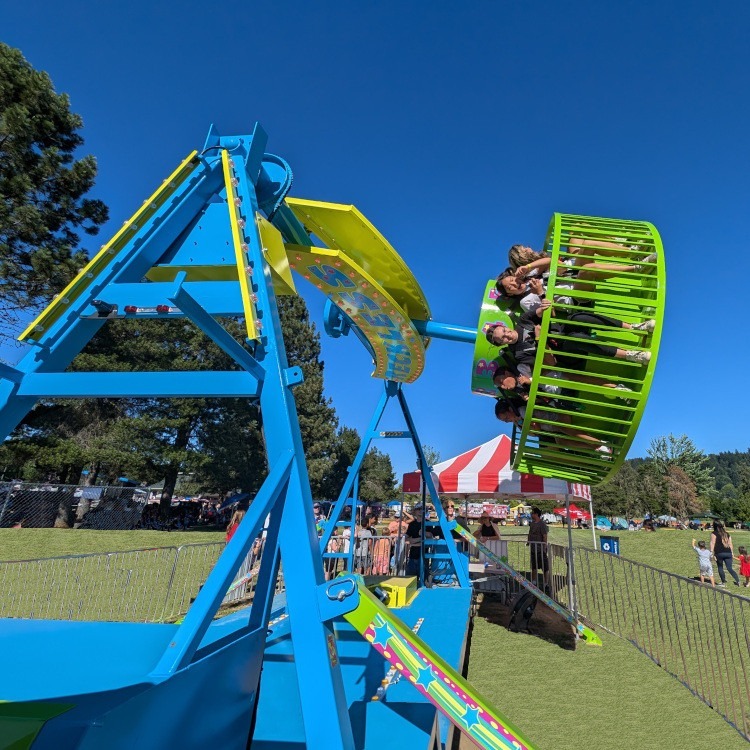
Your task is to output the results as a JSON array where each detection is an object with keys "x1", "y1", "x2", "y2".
[
  {"x1": 487, "y1": 539, "x2": 570, "y2": 606},
  {"x1": 574, "y1": 547, "x2": 750, "y2": 741},
  {"x1": 323, "y1": 535, "x2": 412, "y2": 579},
  {"x1": 0, "y1": 541, "x2": 290, "y2": 623}
]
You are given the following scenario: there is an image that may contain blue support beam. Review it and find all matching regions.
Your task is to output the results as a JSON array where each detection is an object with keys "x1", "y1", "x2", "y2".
[
  {"x1": 86, "y1": 281, "x2": 244, "y2": 316},
  {"x1": 150, "y1": 452, "x2": 293, "y2": 676},
  {"x1": 412, "y1": 319, "x2": 477, "y2": 344},
  {"x1": 16, "y1": 372, "x2": 261, "y2": 399},
  {"x1": 169, "y1": 280, "x2": 265, "y2": 382}
]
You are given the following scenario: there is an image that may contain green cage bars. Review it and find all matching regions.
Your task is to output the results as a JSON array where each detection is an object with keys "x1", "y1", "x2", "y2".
[{"x1": 512, "y1": 213, "x2": 665, "y2": 485}]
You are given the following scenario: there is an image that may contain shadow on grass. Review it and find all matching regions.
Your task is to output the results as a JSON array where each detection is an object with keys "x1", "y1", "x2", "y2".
[{"x1": 476, "y1": 592, "x2": 576, "y2": 651}]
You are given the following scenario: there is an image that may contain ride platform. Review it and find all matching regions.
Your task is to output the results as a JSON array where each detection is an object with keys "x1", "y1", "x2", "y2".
[{"x1": 251, "y1": 585, "x2": 473, "y2": 750}]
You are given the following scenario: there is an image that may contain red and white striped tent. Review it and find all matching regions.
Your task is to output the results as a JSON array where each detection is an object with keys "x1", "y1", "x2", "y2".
[{"x1": 402, "y1": 434, "x2": 591, "y2": 501}]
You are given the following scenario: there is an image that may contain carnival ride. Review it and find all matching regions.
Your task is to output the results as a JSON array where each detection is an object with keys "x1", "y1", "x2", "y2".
[{"x1": 0, "y1": 124, "x2": 664, "y2": 750}]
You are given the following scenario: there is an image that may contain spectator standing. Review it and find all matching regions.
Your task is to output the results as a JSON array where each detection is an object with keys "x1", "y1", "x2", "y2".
[
  {"x1": 527, "y1": 507, "x2": 550, "y2": 590},
  {"x1": 710, "y1": 521, "x2": 740, "y2": 586},
  {"x1": 354, "y1": 516, "x2": 374, "y2": 573},
  {"x1": 735, "y1": 546, "x2": 750, "y2": 587},
  {"x1": 226, "y1": 509, "x2": 245, "y2": 542}
]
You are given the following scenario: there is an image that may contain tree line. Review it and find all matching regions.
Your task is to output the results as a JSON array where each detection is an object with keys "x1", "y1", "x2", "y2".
[
  {"x1": 591, "y1": 434, "x2": 750, "y2": 523},
  {"x1": 0, "y1": 44, "x2": 398, "y2": 509}
]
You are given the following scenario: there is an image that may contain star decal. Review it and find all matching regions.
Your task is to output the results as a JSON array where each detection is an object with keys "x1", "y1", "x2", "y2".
[
  {"x1": 414, "y1": 665, "x2": 435, "y2": 690},
  {"x1": 372, "y1": 620, "x2": 393, "y2": 649},
  {"x1": 460, "y1": 705, "x2": 482, "y2": 730}
]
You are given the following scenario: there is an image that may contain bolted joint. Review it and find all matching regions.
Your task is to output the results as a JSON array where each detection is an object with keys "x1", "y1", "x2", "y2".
[{"x1": 283, "y1": 366, "x2": 304, "y2": 388}]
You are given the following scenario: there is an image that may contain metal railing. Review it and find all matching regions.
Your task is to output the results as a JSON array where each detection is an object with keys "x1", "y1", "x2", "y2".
[
  {"x1": 474, "y1": 539, "x2": 571, "y2": 607},
  {"x1": 0, "y1": 541, "x2": 280, "y2": 623},
  {"x1": 574, "y1": 547, "x2": 750, "y2": 741},
  {"x1": 323, "y1": 535, "x2": 413, "y2": 579}
]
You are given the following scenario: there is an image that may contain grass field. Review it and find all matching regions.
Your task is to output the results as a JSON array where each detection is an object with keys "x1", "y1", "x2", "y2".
[
  {"x1": 500, "y1": 524, "x2": 750, "y2": 581},
  {"x1": 467, "y1": 622, "x2": 749, "y2": 750},
  {"x1": 1, "y1": 526, "x2": 748, "y2": 748}
]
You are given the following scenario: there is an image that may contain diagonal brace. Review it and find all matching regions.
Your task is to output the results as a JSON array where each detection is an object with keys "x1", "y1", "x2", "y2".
[
  {"x1": 150, "y1": 451, "x2": 294, "y2": 676},
  {"x1": 170, "y1": 282, "x2": 265, "y2": 382}
]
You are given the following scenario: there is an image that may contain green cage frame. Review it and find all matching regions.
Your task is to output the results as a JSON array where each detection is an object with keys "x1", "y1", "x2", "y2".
[{"x1": 511, "y1": 213, "x2": 665, "y2": 485}]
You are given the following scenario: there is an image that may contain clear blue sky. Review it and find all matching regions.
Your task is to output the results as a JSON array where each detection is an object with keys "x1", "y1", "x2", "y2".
[{"x1": 4, "y1": 2, "x2": 750, "y2": 483}]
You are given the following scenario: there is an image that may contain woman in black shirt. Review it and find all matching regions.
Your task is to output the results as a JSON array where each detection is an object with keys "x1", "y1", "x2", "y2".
[{"x1": 710, "y1": 520, "x2": 740, "y2": 586}]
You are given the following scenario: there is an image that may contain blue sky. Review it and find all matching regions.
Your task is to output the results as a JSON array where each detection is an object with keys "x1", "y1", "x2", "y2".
[{"x1": 3, "y1": 2, "x2": 750, "y2": 482}]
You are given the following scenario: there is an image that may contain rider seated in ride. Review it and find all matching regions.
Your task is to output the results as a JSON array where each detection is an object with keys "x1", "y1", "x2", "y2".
[
  {"x1": 493, "y1": 397, "x2": 611, "y2": 455},
  {"x1": 495, "y1": 248, "x2": 656, "y2": 314},
  {"x1": 484, "y1": 299, "x2": 653, "y2": 367}
]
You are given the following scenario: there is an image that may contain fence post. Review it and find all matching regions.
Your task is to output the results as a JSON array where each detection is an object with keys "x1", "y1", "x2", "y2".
[
  {"x1": 565, "y1": 494, "x2": 579, "y2": 623},
  {"x1": 161, "y1": 546, "x2": 182, "y2": 622}
]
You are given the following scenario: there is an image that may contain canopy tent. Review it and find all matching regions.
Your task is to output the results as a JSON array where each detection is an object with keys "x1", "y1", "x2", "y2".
[
  {"x1": 402, "y1": 435, "x2": 591, "y2": 500},
  {"x1": 553, "y1": 503, "x2": 592, "y2": 520}
]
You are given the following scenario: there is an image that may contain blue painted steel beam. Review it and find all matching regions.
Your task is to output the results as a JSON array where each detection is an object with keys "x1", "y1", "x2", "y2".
[
  {"x1": 150, "y1": 451, "x2": 293, "y2": 676},
  {"x1": 396, "y1": 384, "x2": 471, "y2": 587},
  {"x1": 16, "y1": 372, "x2": 261, "y2": 398},
  {"x1": 412, "y1": 319, "x2": 477, "y2": 344},
  {"x1": 169, "y1": 282, "x2": 265, "y2": 381},
  {"x1": 233, "y1": 147, "x2": 356, "y2": 750}
]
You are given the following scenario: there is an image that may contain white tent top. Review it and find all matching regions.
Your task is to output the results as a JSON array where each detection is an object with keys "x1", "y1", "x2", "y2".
[{"x1": 403, "y1": 434, "x2": 591, "y2": 501}]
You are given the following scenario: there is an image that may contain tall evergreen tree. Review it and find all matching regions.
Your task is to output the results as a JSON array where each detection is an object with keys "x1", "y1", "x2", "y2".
[
  {"x1": 0, "y1": 43, "x2": 108, "y2": 338},
  {"x1": 359, "y1": 447, "x2": 398, "y2": 504},
  {"x1": 277, "y1": 295, "x2": 339, "y2": 499}
]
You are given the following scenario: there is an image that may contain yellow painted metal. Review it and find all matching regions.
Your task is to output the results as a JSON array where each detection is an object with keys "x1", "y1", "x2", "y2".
[
  {"x1": 257, "y1": 214, "x2": 296, "y2": 296},
  {"x1": 146, "y1": 265, "x2": 238, "y2": 282},
  {"x1": 286, "y1": 243, "x2": 426, "y2": 383},
  {"x1": 19, "y1": 151, "x2": 200, "y2": 342},
  {"x1": 285, "y1": 198, "x2": 430, "y2": 321},
  {"x1": 222, "y1": 150, "x2": 259, "y2": 341},
  {"x1": 369, "y1": 576, "x2": 418, "y2": 607}
]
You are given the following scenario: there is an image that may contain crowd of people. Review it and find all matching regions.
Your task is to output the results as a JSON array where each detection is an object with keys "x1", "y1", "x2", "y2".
[
  {"x1": 486, "y1": 237, "x2": 658, "y2": 457},
  {"x1": 692, "y1": 520, "x2": 750, "y2": 588}
]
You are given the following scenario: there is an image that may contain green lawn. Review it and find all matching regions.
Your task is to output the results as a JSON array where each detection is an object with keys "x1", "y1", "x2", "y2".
[
  {"x1": 467, "y1": 622, "x2": 749, "y2": 750},
  {"x1": 0, "y1": 527, "x2": 225, "y2": 561},
  {"x1": 1, "y1": 526, "x2": 748, "y2": 748},
  {"x1": 499, "y1": 524, "x2": 750, "y2": 580}
]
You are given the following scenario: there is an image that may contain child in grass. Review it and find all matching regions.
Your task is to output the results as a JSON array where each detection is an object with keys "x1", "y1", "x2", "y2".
[
  {"x1": 735, "y1": 546, "x2": 750, "y2": 588},
  {"x1": 692, "y1": 539, "x2": 715, "y2": 586}
]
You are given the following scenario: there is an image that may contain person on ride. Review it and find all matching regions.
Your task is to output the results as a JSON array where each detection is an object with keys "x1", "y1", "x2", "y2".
[
  {"x1": 507, "y1": 239, "x2": 656, "y2": 275},
  {"x1": 493, "y1": 397, "x2": 612, "y2": 455},
  {"x1": 484, "y1": 299, "x2": 653, "y2": 367},
  {"x1": 493, "y1": 365, "x2": 633, "y2": 398}
]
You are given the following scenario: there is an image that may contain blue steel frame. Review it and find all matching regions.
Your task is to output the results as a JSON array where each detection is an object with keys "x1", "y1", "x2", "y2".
[
  {"x1": 0, "y1": 124, "x2": 480, "y2": 748},
  {"x1": 0, "y1": 125, "x2": 359, "y2": 750},
  {"x1": 318, "y1": 379, "x2": 471, "y2": 589}
]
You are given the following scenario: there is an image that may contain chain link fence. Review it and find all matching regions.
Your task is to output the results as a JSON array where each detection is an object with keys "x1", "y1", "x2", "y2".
[
  {"x1": 574, "y1": 547, "x2": 750, "y2": 741},
  {"x1": 0, "y1": 482, "x2": 155, "y2": 530}
]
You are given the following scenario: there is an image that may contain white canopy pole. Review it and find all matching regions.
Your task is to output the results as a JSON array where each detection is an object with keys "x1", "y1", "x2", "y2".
[{"x1": 589, "y1": 496, "x2": 597, "y2": 550}]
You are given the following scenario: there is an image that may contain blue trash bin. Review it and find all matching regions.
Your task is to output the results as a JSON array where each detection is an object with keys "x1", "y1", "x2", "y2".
[{"x1": 600, "y1": 535, "x2": 620, "y2": 555}]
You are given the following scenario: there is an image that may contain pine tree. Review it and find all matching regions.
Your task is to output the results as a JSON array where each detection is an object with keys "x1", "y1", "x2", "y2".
[
  {"x1": 0, "y1": 43, "x2": 108, "y2": 338},
  {"x1": 277, "y1": 295, "x2": 339, "y2": 499}
]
